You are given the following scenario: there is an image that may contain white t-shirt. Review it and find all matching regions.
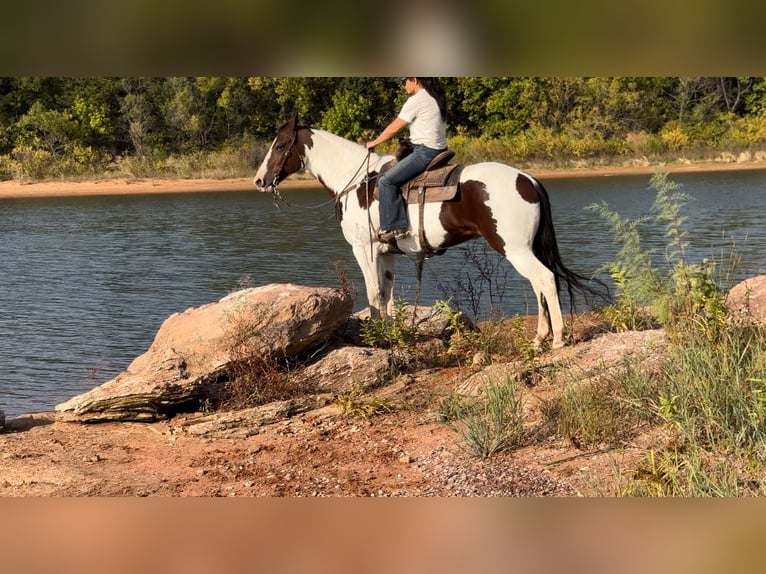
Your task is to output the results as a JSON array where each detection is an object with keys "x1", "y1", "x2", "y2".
[{"x1": 398, "y1": 88, "x2": 447, "y2": 150}]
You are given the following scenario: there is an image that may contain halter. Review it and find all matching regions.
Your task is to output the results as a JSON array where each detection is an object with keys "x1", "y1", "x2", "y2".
[
  {"x1": 269, "y1": 126, "x2": 314, "y2": 208},
  {"x1": 269, "y1": 127, "x2": 303, "y2": 203}
]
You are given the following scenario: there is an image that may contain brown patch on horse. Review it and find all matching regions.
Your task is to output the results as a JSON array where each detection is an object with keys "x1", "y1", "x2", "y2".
[
  {"x1": 439, "y1": 180, "x2": 506, "y2": 256},
  {"x1": 354, "y1": 173, "x2": 378, "y2": 209},
  {"x1": 516, "y1": 173, "x2": 540, "y2": 204}
]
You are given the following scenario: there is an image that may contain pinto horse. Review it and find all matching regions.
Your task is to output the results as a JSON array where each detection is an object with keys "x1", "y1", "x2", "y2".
[{"x1": 254, "y1": 115, "x2": 602, "y2": 349}]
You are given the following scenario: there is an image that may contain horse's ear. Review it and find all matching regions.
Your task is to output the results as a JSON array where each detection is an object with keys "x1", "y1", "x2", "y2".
[{"x1": 288, "y1": 113, "x2": 299, "y2": 129}]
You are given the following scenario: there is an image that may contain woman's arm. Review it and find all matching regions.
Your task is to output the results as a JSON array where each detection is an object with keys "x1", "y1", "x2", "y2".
[{"x1": 366, "y1": 117, "x2": 408, "y2": 150}]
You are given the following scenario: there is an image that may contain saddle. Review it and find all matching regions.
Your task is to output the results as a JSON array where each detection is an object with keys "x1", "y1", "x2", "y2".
[{"x1": 374, "y1": 138, "x2": 461, "y2": 204}]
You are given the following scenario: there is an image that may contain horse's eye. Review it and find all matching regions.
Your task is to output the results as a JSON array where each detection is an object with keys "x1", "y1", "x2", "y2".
[{"x1": 276, "y1": 144, "x2": 285, "y2": 151}]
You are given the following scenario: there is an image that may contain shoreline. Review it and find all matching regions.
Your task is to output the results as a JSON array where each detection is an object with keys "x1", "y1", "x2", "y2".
[{"x1": 1, "y1": 160, "x2": 765, "y2": 199}]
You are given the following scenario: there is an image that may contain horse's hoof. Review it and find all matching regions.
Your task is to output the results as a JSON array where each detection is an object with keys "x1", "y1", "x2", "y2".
[{"x1": 551, "y1": 340, "x2": 565, "y2": 350}]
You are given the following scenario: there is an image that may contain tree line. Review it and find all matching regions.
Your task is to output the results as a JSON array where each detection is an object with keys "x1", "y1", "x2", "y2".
[{"x1": 1, "y1": 77, "x2": 764, "y2": 180}]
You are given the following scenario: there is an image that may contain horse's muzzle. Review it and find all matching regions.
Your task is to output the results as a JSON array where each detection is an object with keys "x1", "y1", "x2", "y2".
[{"x1": 252, "y1": 176, "x2": 275, "y2": 192}]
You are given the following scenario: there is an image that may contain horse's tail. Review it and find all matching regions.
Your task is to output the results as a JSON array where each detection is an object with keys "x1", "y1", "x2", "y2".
[{"x1": 531, "y1": 176, "x2": 610, "y2": 314}]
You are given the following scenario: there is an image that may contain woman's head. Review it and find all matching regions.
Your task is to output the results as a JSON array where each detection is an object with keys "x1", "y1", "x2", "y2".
[{"x1": 410, "y1": 77, "x2": 448, "y2": 122}]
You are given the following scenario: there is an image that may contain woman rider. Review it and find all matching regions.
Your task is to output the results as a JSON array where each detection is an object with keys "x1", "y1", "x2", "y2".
[{"x1": 366, "y1": 77, "x2": 448, "y2": 242}]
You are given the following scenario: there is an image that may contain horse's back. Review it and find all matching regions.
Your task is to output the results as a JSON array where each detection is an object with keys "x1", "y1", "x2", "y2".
[{"x1": 459, "y1": 162, "x2": 541, "y2": 207}]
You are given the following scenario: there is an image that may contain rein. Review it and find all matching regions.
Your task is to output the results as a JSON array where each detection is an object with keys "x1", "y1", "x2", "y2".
[
  {"x1": 271, "y1": 186, "x2": 336, "y2": 213},
  {"x1": 333, "y1": 151, "x2": 376, "y2": 209},
  {"x1": 270, "y1": 130, "x2": 373, "y2": 217}
]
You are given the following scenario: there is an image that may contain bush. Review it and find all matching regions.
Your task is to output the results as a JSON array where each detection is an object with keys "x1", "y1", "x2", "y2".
[
  {"x1": 541, "y1": 360, "x2": 659, "y2": 449},
  {"x1": 443, "y1": 376, "x2": 526, "y2": 458}
]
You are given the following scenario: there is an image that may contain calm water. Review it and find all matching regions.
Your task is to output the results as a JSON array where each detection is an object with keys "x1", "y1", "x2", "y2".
[{"x1": 2, "y1": 169, "x2": 766, "y2": 417}]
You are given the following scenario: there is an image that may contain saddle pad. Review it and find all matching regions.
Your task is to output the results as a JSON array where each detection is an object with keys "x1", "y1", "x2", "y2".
[{"x1": 403, "y1": 185, "x2": 458, "y2": 204}]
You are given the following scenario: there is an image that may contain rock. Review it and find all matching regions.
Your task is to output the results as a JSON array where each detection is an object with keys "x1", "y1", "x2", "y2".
[
  {"x1": 456, "y1": 363, "x2": 525, "y2": 396},
  {"x1": 0, "y1": 409, "x2": 5, "y2": 430},
  {"x1": 300, "y1": 346, "x2": 391, "y2": 393},
  {"x1": 174, "y1": 395, "x2": 331, "y2": 438},
  {"x1": 455, "y1": 330, "x2": 667, "y2": 397},
  {"x1": 55, "y1": 284, "x2": 353, "y2": 423},
  {"x1": 726, "y1": 275, "x2": 766, "y2": 324}
]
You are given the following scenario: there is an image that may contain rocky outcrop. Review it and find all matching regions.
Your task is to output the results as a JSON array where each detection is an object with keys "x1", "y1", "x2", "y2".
[
  {"x1": 455, "y1": 330, "x2": 667, "y2": 397},
  {"x1": 175, "y1": 394, "x2": 334, "y2": 439},
  {"x1": 55, "y1": 277, "x2": 765, "y2": 428},
  {"x1": 55, "y1": 284, "x2": 353, "y2": 422},
  {"x1": 726, "y1": 275, "x2": 766, "y2": 324}
]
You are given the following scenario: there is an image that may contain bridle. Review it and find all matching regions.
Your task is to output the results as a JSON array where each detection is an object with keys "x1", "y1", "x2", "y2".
[
  {"x1": 268, "y1": 126, "x2": 303, "y2": 205},
  {"x1": 269, "y1": 122, "x2": 374, "y2": 215}
]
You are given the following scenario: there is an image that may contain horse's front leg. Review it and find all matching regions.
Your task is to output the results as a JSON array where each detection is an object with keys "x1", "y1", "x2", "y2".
[
  {"x1": 351, "y1": 244, "x2": 386, "y2": 319},
  {"x1": 377, "y1": 252, "x2": 396, "y2": 317}
]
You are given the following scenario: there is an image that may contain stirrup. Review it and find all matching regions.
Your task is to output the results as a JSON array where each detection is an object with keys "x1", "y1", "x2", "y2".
[{"x1": 377, "y1": 228, "x2": 408, "y2": 242}]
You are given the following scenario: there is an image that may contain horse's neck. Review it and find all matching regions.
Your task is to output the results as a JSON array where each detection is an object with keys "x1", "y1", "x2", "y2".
[{"x1": 306, "y1": 130, "x2": 391, "y2": 194}]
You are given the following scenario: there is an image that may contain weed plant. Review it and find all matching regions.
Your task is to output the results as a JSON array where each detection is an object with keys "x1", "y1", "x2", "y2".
[
  {"x1": 541, "y1": 360, "x2": 660, "y2": 449},
  {"x1": 335, "y1": 388, "x2": 395, "y2": 419},
  {"x1": 212, "y1": 301, "x2": 318, "y2": 411},
  {"x1": 360, "y1": 299, "x2": 419, "y2": 351},
  {"x1": 442, "y1": 376, "x2": 526, "y2": 458},
  {"x1": 434, "y1": 242, "x2": 513, "y2": 321},
  {"x1": 547, "y1": 171, "x2": 766, "y2": 495}
]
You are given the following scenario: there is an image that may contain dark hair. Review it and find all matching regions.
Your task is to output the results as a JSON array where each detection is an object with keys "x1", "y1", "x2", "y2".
[{"x1": 415, "y1": 77, "x2": 448, "y2": 123}]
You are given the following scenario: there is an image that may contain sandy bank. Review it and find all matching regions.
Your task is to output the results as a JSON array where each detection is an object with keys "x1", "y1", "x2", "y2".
[{"x1": 1, "y1": 161, "x2": 765, "y2": 199}]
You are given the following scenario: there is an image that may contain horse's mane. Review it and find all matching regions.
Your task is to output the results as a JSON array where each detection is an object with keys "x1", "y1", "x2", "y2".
[{"x1": 310, "y1": 128, "x2": 394, "y2": 165}]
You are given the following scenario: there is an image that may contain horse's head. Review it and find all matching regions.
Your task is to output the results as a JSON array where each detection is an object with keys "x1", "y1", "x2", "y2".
[{"x1": 253, "y1": 114, "x2": 307, "y2": 193}]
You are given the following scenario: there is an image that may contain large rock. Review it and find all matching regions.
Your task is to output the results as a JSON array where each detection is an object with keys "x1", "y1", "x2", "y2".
[
  {"x1": 726, "y1": 275, "x2": 766, "y2": 324},
  {"x1": 55, "y1": 284, "x2": 353, "y2": 423}
]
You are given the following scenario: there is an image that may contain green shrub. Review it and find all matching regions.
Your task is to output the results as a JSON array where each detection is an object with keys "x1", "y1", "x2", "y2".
[
  {"x1": 621, "y1": 448, "x2": 741, "y2": 497},
  {"x1": 541, "y1": 360, "x2": 659, "y2": 449},
  {"x1": 360, "y1": 299, "x2": 419, "y2": 351},
  {"x1": 444, "y1": 376, "x2": 526, "y2": 458}
]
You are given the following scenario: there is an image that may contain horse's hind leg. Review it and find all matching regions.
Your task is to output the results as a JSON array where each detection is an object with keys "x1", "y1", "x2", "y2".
[
  {"x1": 506, "y1": 249, "x2": 566, "y2": 349},
  {"x1": 534, "y1": 289, "x2": 551, "y2": 346}
]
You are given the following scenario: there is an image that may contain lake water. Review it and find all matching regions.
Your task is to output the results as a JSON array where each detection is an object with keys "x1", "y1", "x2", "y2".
[{"x1": 2, "y1": 169, "x2": 766, "y2": 417}]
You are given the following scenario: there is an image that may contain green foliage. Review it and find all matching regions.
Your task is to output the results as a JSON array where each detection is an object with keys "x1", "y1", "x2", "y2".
[
  {"x1": 623, "y1": 448, "x2": 742, "y2": 497},
  {"x1": 1, "y1": 77, "x2": 765, "y2": 181},
  {"x1": 433, "y1": 299, "x2": 481, "y2": 361},
  {"x1": 588, "y1": 171, "x2": 730, "y2": 336},
  {"x1": 659, "y1": 323, "x2": 766, "y2": 450},
  {"x1": 543, "y1": 171, "x2": 766, "y2": 494},
  {"x1": 360, "y1": 299, "x2": 419, "y2": 351},
  {"x1": 444, "y1": 376, "x2": 526, "y2": 458},
  {"x1": 586, "y1": 200, "x2": 661, "y2": 331},
  {"x1": 542, "y1": 360, "x2": 658, "y2": 449}
]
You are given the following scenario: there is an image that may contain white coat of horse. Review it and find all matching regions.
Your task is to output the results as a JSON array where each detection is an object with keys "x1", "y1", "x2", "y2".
[{"x1": 254, "y1": 115, "x2": 603, "y2": 348}]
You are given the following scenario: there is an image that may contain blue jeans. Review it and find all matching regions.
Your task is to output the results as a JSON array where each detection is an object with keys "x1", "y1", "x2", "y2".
[{"x1": 378, "y1": 144, "x2": 443, "y2": 231}]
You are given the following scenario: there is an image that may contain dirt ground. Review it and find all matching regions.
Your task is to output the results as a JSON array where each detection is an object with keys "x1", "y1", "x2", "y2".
[
  {"x1": 0, "y1": 316, "x2": 646, "y2": 498},
  {"x1": 0, "y1": 381, "x2": 623, "y2": 498}
]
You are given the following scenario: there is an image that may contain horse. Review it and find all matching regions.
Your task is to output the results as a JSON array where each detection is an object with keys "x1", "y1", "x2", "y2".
[{"x1": 253, "y1": 114, "x2": 603, "y2": 349}]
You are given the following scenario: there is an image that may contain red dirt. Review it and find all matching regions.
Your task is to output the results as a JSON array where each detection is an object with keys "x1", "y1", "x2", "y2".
[{"x1": 1, "y1": 316, "x2": 643, "y2": 497}]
